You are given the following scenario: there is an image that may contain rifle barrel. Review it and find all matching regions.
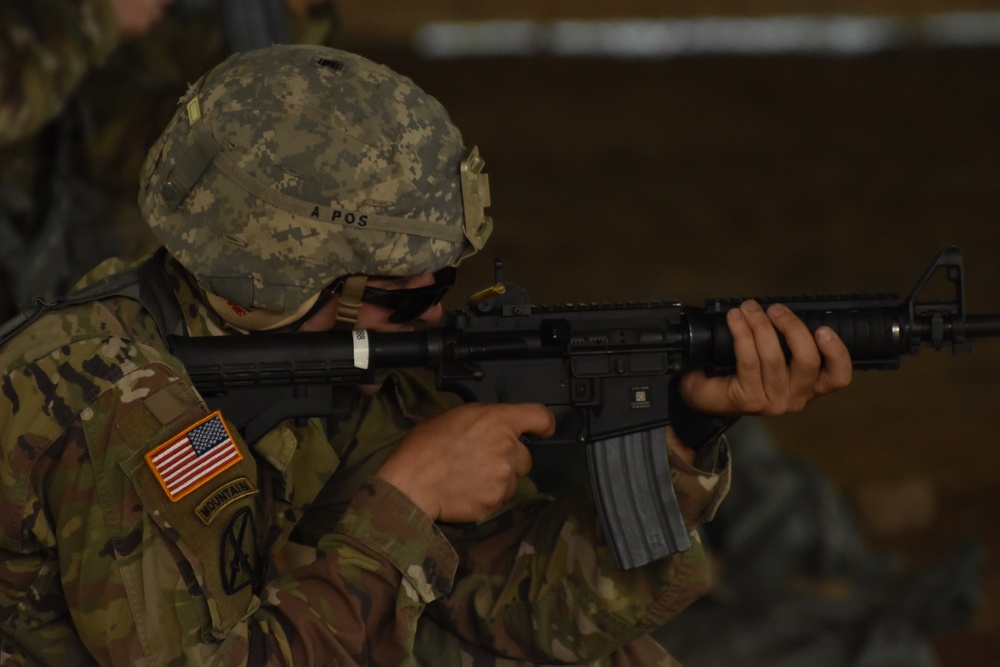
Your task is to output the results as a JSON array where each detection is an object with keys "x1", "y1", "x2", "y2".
[{"x1": 962, "y1": 315, "x2": 1000, "y2": 338}]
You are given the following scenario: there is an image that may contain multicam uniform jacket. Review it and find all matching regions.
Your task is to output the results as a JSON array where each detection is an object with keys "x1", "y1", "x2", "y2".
[{"x1": 0, "y1": 253, "x2": 731, "y2": 666}]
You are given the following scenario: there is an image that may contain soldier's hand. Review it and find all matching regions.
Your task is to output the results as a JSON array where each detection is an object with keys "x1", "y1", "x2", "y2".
[
  {"x1": 679, "y1": 300, "x2": 852, "y2": 416},
  {"x1": 376, "y1": 403, "x2": 555, "y2": 523}
]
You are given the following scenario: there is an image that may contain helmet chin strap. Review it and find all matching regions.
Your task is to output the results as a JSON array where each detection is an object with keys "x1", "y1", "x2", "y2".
[{"x1": 334, "y1": 275, "x2": 368, "y2": 329}]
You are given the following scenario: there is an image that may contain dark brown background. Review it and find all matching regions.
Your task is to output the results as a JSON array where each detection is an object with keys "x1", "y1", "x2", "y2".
[{"x1": 336, "y1": 3, "x2": 1000, "y2": 663}]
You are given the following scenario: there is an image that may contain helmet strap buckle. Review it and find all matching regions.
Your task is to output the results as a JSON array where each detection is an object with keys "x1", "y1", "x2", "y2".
[{"x1": 334, "y1": 275, "x2": 368, "y2": 328}]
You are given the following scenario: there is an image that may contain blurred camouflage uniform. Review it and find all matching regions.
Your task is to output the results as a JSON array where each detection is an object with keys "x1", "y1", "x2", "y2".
[
  {"x1": 0, "y1": 0, "x2": 341, "y2": 318},
  {"x1": 0, "y1": 44, "x2": 732, "y2": 664},
  {"x1": 0, "y1": 0, "x2": 119, "y2": 143},
  {"x1": 656, "y1": 419, "x2": 984, "y2": 667},
  {"x1": 0, "y1": 0, "x2": 118, "y2": 319}
]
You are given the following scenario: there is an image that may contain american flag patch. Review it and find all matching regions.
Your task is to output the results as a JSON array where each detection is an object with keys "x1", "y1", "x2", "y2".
[{"x1": 146, "y1": 411, "x2": 243, "y2": 502}]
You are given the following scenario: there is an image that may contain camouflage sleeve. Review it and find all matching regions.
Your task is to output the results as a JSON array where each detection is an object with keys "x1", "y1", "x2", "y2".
[
  {"x1": 266, "y1": 477, "x2": 460, "y2": 664},
  {"x1": 0, "y1": 0, "x2": 120, "y2": 146},
  {"x1": 419, "y1": 438, "x2": 731, "y2": 663},
  {"x1": 0, "y1": 339, "x2": 460, "y2": 665}
]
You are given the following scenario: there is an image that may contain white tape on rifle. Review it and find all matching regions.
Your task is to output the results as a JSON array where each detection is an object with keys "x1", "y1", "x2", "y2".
[{"x1": 353, "y1": 329, "x2": 370, "y2": 369}]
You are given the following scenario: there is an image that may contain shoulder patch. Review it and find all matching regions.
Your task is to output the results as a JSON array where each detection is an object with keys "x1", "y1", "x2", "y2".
[
  {"x1": 221, "y1": 507, "x2": 258, "y2": 594},
  {"x1": 146, "y1": 410, "x2": 242, "y2": 501},
  {"x1": 195, "y1": 476, "x2": 257, "y2": 525}
]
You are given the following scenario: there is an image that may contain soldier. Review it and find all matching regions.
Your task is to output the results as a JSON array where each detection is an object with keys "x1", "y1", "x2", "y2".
[{"x1": 0, "y1": 45, "x2": 852, "y2": 665}]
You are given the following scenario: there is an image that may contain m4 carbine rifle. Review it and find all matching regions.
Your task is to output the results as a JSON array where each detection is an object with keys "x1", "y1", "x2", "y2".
[{"x1": 170, "y1": 244, "x2": 1000, "y2": 570}]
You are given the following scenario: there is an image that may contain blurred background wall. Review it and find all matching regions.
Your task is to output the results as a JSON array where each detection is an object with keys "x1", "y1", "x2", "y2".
[{"x1": 335, "y1": 1, "x2": 1000, "y2": 664}]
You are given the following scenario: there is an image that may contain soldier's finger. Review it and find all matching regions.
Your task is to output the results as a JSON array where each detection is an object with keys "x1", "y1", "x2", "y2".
[
  {"x1": 767, "y1": 303, "x2": 821, "y2": 400},
  {"x1": 814, "y1": 327, "x2": 853, "y2": 394},
  {"x1": 496, "y1": 403, "x2": 557, "y2": 439},
  {"x1": 740, "y1": 300, "x2": 788, "y2": 400},
  {"x1": 727, "y1": 304, "x2": 762, "y2": 383},
  {"x1": 510, "y1": 437, "x2": 533, "y2": 478}
]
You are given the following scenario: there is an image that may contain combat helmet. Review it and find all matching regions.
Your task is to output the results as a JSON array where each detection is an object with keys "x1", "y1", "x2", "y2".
[{"x1": 138, "y1": 44, "x2": 492, "y2": 330}]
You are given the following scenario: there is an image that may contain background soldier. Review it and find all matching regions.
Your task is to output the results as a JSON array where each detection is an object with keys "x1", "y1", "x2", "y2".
[{"x1": 0, "y1": 0, "x2": 341, "y2": 320}]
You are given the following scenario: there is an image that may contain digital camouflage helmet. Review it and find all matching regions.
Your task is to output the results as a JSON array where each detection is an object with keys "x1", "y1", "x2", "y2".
[{"x1": 138, "y1": 44, "x2": 492, "y2": 329}]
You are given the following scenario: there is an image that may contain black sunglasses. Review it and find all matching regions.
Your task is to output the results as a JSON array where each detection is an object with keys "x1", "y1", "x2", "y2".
[
  {"x1": 287, "y1": 267, "x2": 456, "y2": 332},
  {"x1": 357, "y1": 266, "x2": 457, "y2": 323}
]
